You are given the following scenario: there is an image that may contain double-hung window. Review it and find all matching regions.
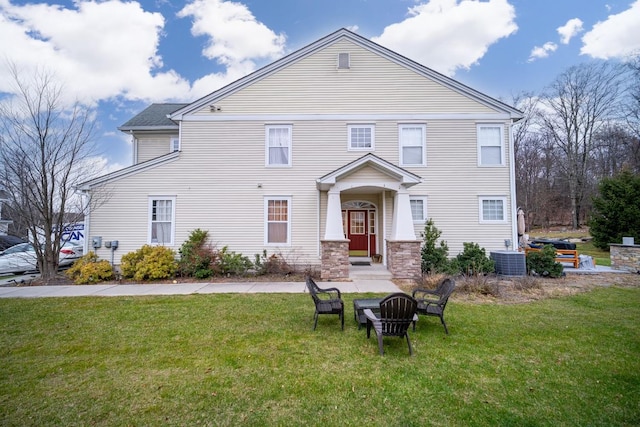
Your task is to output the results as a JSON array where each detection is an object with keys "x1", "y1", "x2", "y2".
[
  {"x1": 410, "y1": 197, "x2": 427, "y2": 223},
  {"x1": 149, "y1": 197, "x2": 176, "y2": 245},
  {"x1": 266, "y1": 125, "x2": 292, "y2": 167},
  {"x1": 170, "y1": 137, "x2": 180, "y2": 152},
  {"x1": 479, "y1": 197, "x2": 507, "y2": 223},
  {"x1": 348, "y1": 124, "x2": 374, "y2": 151},
  {"x1": 477, "y1": 124, "x2": 504, "y2": 166},
  {"x1": 399, "y1": 124, "x2": 426, "y2": 166},
  {"x1": 265, "y1": 197, "x2": 291, "y2": 245}
]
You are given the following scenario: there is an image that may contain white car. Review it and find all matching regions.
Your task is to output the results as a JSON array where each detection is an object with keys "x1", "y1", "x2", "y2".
[{"x1": 0, "y1": 242, "x2": 84, "y2": 275}]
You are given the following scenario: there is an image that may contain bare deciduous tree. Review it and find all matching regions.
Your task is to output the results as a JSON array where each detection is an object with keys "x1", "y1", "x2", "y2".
[
  {"x1": 538, "y1": 61, "x2": 626, "y2": 229},
  {"x1": 0, "y1": 64, "x2": 98, "y2": 280}
]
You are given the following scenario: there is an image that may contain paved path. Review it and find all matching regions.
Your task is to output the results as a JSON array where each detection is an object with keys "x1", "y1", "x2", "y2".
[{"x1": 0, "y1": 279, "x2": 401, "y2": 298}]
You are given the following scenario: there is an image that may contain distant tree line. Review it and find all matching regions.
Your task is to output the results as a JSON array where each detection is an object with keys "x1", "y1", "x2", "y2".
[{"x1": 512, "y1": 57, "x2": 640, "y2": 235}]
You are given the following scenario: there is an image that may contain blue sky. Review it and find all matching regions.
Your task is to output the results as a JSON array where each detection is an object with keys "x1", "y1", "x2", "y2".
[{"x1": 1, "y1": 0, "x2": 639, "y2": 173}]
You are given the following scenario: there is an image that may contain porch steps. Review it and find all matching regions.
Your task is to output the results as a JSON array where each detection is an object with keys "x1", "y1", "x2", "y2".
[{"x1": 348, "y1": 260, "x2": 392, "y2": 280}]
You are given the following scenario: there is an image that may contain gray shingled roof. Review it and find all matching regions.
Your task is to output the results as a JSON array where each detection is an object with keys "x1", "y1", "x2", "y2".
[{"x1": 118, "y1": 103, "x2": 188, "y2": 131}]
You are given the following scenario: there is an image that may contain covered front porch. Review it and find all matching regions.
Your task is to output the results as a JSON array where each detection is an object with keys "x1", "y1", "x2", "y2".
[{"x1": 316, "y1": 154, "x2": 423, "y2": 281}]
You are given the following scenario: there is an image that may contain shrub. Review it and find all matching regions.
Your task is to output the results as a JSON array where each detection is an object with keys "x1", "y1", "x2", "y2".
[
  {"x1": 454, "y1": 242, "x2": 495, "y2": 276},
  {"x1": 512, "y1": 275, "x2": 542, "y2": 291},
  {"x1": 415, "y1": 273, "x2": 449, "y2": 291},
  {"x1": 589, "y1": 169, "x2": 640, "y2": 250},
  {"x1": 420, "y1": 219, "x2": 451, "y2": 274},
  {"x1": 526, "y1": 245, "x2": 563, "y2": 278},
  {"x1": 121, "y1": 245, "x2": 177, "y2": 281},
  {"x1": 65, "y1": 252, "x2": 114, "y2": 285},
  {"x1": 218, "y1": 246, "x2": 253, "y2": 275},
  {"x1": 178, "y1": 229, "x2": 218, "y2": 279},
  {"x1": 455, "y1": 274, "x2": 501, "y2": 298},
  {"x1": 253, "y1": 250, "x2": 292, "y2": 275}
]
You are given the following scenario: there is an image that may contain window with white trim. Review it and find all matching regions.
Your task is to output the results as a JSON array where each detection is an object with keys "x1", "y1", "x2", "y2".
[
  {"x1": 170, "y1": 137, "x2": 180, "y2": 152},
  {"x1": 477, "y1": 124, "x2": 504, "y2": 166},
  {"x1": 266, "y1": 125, "x2": 292, "y2": 167},
  {"x1": 265, "y1": 197, "x2": 291, "y2": 245},
  {"x1": 479, "y1": 197, "x2": 507, "y2": 223},
  {"x1": 149, "y1": 197, "x2": 176, "y2": 245},
  {"x1": 410, "y1": 197, "x2": 427, "y2": 222},
  {"x1": 399, "y1": 124, "x2": 426, "y2": 166},
  {"x1": 348, "y1": 125, "x2": 374, "y2": 151}
]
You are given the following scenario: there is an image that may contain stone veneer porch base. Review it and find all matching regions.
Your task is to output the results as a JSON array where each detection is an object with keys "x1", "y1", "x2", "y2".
[
  {"x1": 320, "y1": 240, "x2": 350, "y2": 280},
  {"x1": 386, "y1": 240, "x2": 421, "y2": 279},
  {"x1": 320, "y1": 239, "x2": 422, "y2": 280}
]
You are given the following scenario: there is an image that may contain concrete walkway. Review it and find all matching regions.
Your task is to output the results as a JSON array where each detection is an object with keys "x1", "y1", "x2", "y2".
[{"x1": 0, "y1": 279, "x2": 401, "y2": 298}]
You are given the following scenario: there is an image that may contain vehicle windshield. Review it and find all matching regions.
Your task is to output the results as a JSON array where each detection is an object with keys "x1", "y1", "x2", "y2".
[{"x1": 1, "y1": 243, "x2": 35, "y2": 255}]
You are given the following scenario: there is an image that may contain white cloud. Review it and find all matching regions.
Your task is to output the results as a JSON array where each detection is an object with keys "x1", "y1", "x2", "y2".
[
  {"x1": 371, "y1": 0, "x2": 517, "y2": 76},
  {"x1": 178, "y1": 0, "x2": 285, "y2": 63},
  {"x1": 0, "y1": 0, "x2": 286, "y2": 106},
  {"x1": 175, "y1": 0, "x2": 287, "y2": 99},
  {"x1": 0, "y1": 0, "x2": 192, "y2": 105},
  {"x1": 581, "y1": 0, "x2": 640, "y2": 59},
  {"x1": 557, "y1": 18, "x2": 583, "y2": 44},
  {"x1": 528, "y1": 42, "x2": 558, "y2": 62},
  {"x1": 82, "y1": 155, "x2": 128, "y2": 178}
]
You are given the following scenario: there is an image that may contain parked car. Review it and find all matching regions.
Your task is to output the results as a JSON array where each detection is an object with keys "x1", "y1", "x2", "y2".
[
  {"x1": 0, "y1": 235, "x2": 26, "y2": 251},
  {"x1": 0, "y1": 242, "x2": 84, "y2": 275}
]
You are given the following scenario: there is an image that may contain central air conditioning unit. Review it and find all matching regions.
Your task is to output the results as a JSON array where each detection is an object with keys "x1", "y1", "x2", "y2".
[{"x1": 490, "y1": 251, "x2": 527, "y2": 276}]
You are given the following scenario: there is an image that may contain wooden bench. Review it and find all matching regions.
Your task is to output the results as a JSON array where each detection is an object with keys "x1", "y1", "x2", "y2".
[{"x1": 524, "y1": 247, "x2": 580, "y2": 269}]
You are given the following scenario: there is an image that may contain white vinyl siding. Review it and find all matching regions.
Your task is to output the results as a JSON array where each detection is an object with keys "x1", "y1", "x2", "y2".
[
  {"x1": 399, "y1": 124, "x2": 426, "y2": 166},
  {"x1": 136, "y1": 133, "x2": 179, "y2": 163},
  {"x1": 266, "y1": 125, "x2": 292, "y2": 167},
  {"x1": 265, "y1": 197, "x2": 291, "y2": 245},
  {"x1": 348, "y1": 124, "x2": 374, "y2": 151},
  {"x1": 479, "y1": 197, "x2": 507, "y2": 223},
  {"x1": 208, "y1": 40, "x2": 497, "y2": 115},
  {"x1": 148, "y1": 197, "x2": 176, "y2": 245},
  {"x1": 477, "y1": 124, "x2": 504, "y2": 166},
  {"x1": 410, "y1": 197, "x2": 427, "y2": 223}
]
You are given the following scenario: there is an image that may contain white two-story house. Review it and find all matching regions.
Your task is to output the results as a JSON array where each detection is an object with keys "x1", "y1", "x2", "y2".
[{"x1": 81, "y1": 28, "x2": 523, "y2": 280}]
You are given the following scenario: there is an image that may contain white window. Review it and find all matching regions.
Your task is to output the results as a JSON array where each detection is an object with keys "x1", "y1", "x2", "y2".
[
  {"x1": 479, "y1": 197, "x2": 507, "y2": 223},
  {"x1": 265, "y1": 197, "x2": 291, "y2": 245},
  {"x1": 399, "y1": 124, "x2": 426, "y2": 166},
  {"x1": 170, "y1": 137, "x2": 180, "y2": 152},
  {"x1": 410, "y1": 197, "x2": 427, "y2": 223},
  {"x1": 348, "y1": 125, "x2": 374, "y2": 151},
  {"x1": 477, "y1": 124, "x2": 504, "y2": 166},
  {"x1": 266, "y1": 125, "x2": 292, "y2": 167},
  {"x1": 148, "y1": 197, "x2": 176, "y2": 245}
]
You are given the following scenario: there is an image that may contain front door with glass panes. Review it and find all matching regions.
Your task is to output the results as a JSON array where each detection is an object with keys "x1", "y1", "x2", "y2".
[{"x1": 342, "y1": 204, "x2": 376, "y2": 257}]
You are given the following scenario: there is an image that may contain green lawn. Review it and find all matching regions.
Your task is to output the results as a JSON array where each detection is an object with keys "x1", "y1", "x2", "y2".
[{"x1": 1, "y1": 288, "x2": 639, "y2": 426}]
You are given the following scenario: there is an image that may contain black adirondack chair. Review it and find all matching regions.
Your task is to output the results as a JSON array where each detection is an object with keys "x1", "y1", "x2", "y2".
[
  {"x1": 412, "y1": 278, "x2": 455, "y2": 334},
  {"x1": 305, "y1": 276, "x2": 344, "y2": 330},
  {"x1": 363, "y1": 293, "x2": 418, "y2": 355}
]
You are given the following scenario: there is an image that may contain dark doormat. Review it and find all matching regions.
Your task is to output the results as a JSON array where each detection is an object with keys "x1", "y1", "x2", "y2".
[{"x1": 350, "y1": 261, "x2": 371, "y2": 266}]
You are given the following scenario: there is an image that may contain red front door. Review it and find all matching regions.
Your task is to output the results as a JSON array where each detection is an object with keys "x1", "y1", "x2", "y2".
[{"x1": 347, "y1": 210, "x2": 368, "y2": 256}]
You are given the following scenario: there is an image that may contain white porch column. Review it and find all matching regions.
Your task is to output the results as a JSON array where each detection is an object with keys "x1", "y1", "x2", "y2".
[
  {"x1": 324, "y1": 188, "x2": 345, "y2": 240},
  {"x1": 391, "y1": 189, "x2": 417, "y2": 240}
]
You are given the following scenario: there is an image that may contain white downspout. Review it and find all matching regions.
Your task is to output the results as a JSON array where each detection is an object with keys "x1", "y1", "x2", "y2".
[
  {"x1": 130, "y1": 131, "x2": 138, "y2": 164},
  {"x1": 508, "y1": 122, "x2": 518, "y2": 250}
]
